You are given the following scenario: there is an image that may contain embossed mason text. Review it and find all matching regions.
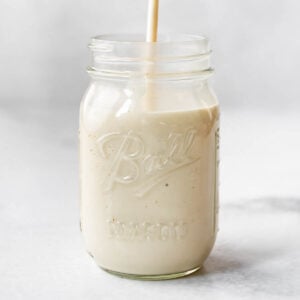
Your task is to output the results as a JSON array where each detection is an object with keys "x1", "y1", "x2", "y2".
[{"x1": 107, "y1": 219, "x2": 188, "y2": 241}]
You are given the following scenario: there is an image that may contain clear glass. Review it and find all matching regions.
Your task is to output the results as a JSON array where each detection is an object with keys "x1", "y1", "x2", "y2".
[{"x1": 79, "y1": 34, "x2": 219, "y2": 280}]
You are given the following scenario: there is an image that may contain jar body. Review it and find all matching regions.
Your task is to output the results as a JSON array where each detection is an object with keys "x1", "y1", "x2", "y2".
[{"x1": 79, "y1": 35, "x2": 219, "y2": 279}]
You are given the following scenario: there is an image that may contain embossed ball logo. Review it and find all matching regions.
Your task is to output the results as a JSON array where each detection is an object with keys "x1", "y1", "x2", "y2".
[{"x1": 97, "y1": 129, "x2": 201, "y2": 196}]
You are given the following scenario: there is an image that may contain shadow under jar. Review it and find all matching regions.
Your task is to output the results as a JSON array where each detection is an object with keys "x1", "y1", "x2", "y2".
[{"x1": 79, "y1": 34, "x2": 220, "y2": 280}]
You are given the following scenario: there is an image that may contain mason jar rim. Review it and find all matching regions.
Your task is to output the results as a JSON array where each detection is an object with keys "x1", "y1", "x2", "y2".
[
  {"x1": 87, "y1": 33, "x2": 213, "y2": 80},
  {"x1": 89, "y1": 34, "x2": 210, "y2": 59},
  {"x1": 90, "y1": 33, "x2": 209, "y2": 46}
]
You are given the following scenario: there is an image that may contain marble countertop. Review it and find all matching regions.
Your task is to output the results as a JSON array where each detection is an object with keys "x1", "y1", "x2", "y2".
[{"x1": 0, "y1": 105, "x2": 299, "y2": 300}]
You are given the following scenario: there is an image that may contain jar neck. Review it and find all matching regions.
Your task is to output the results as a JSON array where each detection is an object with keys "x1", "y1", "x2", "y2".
[{"x1": 87, "y1": 34, "x2": 213, "y2": 81}]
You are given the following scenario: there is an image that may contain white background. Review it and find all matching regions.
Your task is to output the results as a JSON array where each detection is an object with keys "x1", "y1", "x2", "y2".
[
  {"x1": 1, "y1": 1, "x2": 300, "y2": 299},
  {"x1": 1, "y1": 0, "x2": 300, "y2": 109}
]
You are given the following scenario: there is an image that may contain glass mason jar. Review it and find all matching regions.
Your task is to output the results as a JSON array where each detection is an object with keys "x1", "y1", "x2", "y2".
[{"x1": 79, "y1": 34, "x2": 219, "y2": 280}]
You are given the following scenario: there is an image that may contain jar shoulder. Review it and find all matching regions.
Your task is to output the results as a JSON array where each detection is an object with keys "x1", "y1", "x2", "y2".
[{"x1": 81, "y1": 80, "x2": 218, "y2": 114}]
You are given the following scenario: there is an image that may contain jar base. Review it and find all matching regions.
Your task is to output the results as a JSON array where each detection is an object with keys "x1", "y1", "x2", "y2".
[{"x1": 101, "y1": 266, "x2": 202, "y2": 281}]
